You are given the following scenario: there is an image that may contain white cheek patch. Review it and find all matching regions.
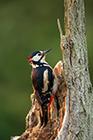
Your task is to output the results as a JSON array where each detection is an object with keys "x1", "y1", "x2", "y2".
[
  {"x1": 32, "y1": 54, "x2": 41, "y2": 62},
  {"x1": 41, "y1": 56, "x2": 45, "y2": 63}
]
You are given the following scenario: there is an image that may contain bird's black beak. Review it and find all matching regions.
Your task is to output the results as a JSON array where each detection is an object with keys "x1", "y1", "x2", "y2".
[{"x1": 43, "y1": 49, "x2": 52, "y2": 55}]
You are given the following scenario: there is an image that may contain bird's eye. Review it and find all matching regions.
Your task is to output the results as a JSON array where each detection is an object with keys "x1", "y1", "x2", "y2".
[{"x1": 38, "y1": 53, "x2": 41, "y2": 56}]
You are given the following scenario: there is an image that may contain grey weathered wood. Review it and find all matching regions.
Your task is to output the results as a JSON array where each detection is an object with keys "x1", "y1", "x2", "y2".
[{"x1": 56, "y1": 0, "x2": 93, "y2": 140}]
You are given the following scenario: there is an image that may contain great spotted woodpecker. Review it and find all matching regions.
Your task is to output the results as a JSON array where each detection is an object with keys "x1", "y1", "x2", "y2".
[{"x1": 27, "y1": 49, "x2": 59, "y2": 126}]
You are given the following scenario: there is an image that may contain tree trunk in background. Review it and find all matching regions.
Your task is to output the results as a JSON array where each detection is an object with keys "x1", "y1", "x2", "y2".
[{"x1": 56, "y1": 0, "x2": 93, "y2": 140}]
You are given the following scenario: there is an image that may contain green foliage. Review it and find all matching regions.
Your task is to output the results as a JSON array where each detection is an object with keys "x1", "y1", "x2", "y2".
[{"x1": 0, "y1": 0, "x2": 92, "y2": 139}]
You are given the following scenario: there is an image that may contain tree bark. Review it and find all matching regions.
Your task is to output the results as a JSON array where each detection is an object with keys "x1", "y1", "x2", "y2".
[
  {"x1": 56, "y1": 0, "x2": 93, "y2": 140},
  {"x1": 11, "y1": 0, "x2": 93, "y2": 140}
]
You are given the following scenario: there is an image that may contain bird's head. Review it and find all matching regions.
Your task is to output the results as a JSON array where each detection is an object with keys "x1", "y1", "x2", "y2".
[{"x1": 27, "y1": 49, "x2": 51, "y2": 66}]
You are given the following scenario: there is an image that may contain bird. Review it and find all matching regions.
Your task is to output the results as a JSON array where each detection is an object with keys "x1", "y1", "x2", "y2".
[{"x1": 27, "y1": 49, "x2": 59, "y2": 126}]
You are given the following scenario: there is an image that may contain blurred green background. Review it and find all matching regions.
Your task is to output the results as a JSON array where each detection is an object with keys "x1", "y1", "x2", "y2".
[{"x1": 0, "y1": 0, "x2": 92, "y2": 139}]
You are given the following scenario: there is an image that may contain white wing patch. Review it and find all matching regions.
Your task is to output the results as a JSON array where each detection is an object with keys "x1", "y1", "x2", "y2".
[{"x1": 42, "y1": 69, "x2": 49, "y2": 93}]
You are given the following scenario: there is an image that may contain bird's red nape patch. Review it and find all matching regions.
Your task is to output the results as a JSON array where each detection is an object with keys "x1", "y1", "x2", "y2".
[{"x1": 27, "y1": 56, "x2": 32, "y2": 63}]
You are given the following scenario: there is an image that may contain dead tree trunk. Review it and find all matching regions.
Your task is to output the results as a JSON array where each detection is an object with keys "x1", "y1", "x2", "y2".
[
  {"x1": 11, "y1": 0, "x2": 93, "y2": 140},
  {"x1": 56, "y1": 0, "x2": 93, "y2": 140}
]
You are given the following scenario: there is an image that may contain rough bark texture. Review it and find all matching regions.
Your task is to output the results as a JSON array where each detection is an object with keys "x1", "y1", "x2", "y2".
[
  {"x1": 56, "y1": 0, "x2": 93, "y2": 140},
  {"x1": 11, "y1": 0, "x2": 93, "y2": 140}
]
